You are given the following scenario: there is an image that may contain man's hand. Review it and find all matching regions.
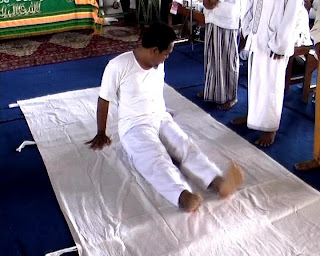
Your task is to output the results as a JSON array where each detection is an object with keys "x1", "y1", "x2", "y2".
[
  {"x1": 270, "y1": 51, "x2": 284, "y2": 60},
  {"x1": 86, "y1": 133, "x2": 112, "y2": 150},
  {"x1": 88, "y1": 97, "x2": 111, "y2": 150},
  {"x1": 203, "y1": 0, "x2": 219, "y2": 10}
]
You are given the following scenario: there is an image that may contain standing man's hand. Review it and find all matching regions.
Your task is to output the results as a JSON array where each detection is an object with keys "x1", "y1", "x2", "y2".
[
  {"x1": 86, "y1": 133, "x2": 111, "y2": 150},
  {"x1": 270, "y1": 51, "x2": 284, "y2": 60}
]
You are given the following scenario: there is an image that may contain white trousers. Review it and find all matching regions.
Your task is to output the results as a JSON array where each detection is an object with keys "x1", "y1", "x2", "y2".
[
  {"x1": 247, "y1": 50, "x2": 289, "y2": 132},
  {"x1": 121, "y1": 115, "x2": 221, "y2": 206}
]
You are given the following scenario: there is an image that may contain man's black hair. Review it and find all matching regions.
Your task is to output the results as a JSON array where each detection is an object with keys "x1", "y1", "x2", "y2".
[{"x1": 142, "y1": 21, "x2": 177, "y2": 52}]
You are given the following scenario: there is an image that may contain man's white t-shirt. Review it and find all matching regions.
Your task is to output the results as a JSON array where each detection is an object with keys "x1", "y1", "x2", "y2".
[{"x1": 99, "y1": 51, "x2": 170, "y2": 139}]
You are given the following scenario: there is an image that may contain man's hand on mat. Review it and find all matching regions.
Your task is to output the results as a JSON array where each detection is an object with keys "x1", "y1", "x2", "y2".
[{"x1": 86, "y1": 133, "x2": 111, "y2": 150}]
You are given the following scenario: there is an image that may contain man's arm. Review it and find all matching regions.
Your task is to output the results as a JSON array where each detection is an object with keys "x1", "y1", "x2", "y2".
[
  {"x1": 267, "y1": 0, "x2": 302, "y2": 56},
  {"x1": 86, "y1": 97, "x2": 112, "y2": 150}
]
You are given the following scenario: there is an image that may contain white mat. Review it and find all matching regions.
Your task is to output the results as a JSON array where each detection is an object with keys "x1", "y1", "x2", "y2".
[{"x1": 18, "y1": 86, "x2": 320, "y2": 256}]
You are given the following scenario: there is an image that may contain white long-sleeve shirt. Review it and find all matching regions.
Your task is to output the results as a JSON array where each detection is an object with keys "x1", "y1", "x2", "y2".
[
  {"x1": 242, "y1": 0, "x2": 303, "y2": 56},
  {"x1": 203, "y1": 0, "x2": 246, "y2": 30}
]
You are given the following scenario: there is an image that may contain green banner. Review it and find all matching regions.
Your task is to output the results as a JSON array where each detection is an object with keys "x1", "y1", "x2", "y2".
[
  {"x1": 0, "y1": 0, "x2": 102, "y2": 40},
  {"x1": 0, "y1": 0, "x2": 80, "y2": 21}
]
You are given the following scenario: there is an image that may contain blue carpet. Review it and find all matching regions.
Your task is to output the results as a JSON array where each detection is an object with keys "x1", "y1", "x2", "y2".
[{"x1": 1, "y1": 43, "x2": 319, "y2": 256}]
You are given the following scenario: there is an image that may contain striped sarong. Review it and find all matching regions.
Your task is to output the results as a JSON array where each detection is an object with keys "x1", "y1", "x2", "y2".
[
  {"x1": 136, "y1": 0, "x2": 160, "y2": 25},
  {"x1": 204, "y1": 23, "x2": 239, "y2": 104}
]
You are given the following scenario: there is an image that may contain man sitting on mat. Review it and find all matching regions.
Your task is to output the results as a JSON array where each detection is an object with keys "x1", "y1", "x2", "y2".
[{"x1": 86, "y1": 22, "x2": 244, "y2": 212}]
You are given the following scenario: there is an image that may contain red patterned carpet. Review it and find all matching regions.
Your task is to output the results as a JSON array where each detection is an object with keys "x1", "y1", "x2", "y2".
[{"x1": 0, "y1": 25, "x2": 140, "y2": 71}]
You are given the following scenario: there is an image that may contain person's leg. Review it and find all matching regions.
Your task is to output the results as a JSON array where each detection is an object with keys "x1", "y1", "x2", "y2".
[
  {"x1": 198, "y1": 23, "x2": 213, "y2": 100},
  {"x1": 159, "y1": 117, "x2": 244, "y2": 197},
  {"x1": 216, "y1": 28, "x2": 239, "y2": 110},
  {"x1": 247, "y1": 50, "x2": 289, "y2": 146},
  {"x1": 295, "y1": 159, "x2": 320, "y2": 170},
  {"x1": 202, "y1": 25, "x2": 239, "y2": 109},
  {"x1": 231, "y1": 116, "x2": 247, "y2": 125},
  {"x1": 295, "y1": 68, "x2": 320, "y2": 170},
  {"x1": 121, "y1": 124, "x2": 202, "y2": 211}
]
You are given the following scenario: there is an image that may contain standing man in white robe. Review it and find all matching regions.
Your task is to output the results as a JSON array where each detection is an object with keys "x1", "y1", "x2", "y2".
[
  {"x1": 198, "y1": 0, "x2": 245, "y2": 110},
  {"x1": 232, "y1": 0, "x2": 303, "y2": 147},
  {"x1": 86, "y1": 22, "x2": 244, "y2": 212}
]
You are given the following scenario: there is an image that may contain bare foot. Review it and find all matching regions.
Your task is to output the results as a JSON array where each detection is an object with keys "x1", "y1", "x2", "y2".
[
  {"x1": 217, "y1": 99, "x2": 238, "y2": 110},
  {"x1": 231, "y1": 116, "x2": 247, "y2": 125},
  {"x1": 179, "y1": 190, "x2": 203, "y2": 212},
  {"x1": 209, "y1": 161, "x2": 244, "y2": 198},
  {"x1": 196, "y1": 91, "x2": 204, "y2": 99},
  {"x1": 295, "y1": 159, "x2": 320, "y2": 171},
  {"x1": 255, "y1": 131, "x2": 276, "y2": 147}
]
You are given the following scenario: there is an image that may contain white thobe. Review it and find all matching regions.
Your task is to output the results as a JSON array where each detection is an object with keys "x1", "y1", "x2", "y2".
[
  {"x1": 121, "y1": 116, "x2": 221, "y2": 206},
  {"x1": 241, "y1": 0, "x2": 303, "y2": 131}
]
